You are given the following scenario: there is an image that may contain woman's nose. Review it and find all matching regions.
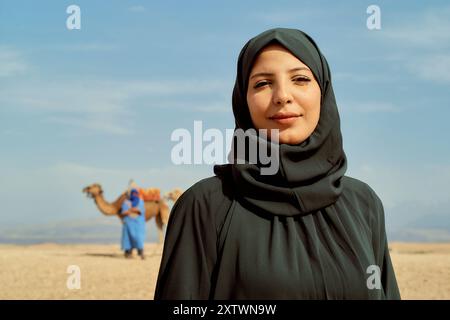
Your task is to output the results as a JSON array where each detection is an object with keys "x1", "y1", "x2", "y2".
[{"x1": 272, "y1": 84, "x2": 292, "y2": 105}]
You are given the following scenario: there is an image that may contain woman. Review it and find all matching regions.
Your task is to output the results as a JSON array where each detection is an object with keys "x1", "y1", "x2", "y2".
[
  {"x1": 121, "y1": 188, "x2": 146, "y2": 259},
  {"x1": 154, "y1": 28, "x2": 400, "y2": 299}
]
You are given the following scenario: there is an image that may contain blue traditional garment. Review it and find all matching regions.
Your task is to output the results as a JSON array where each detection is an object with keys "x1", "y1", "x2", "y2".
[{"x1": 121, "y1": 189, "x2": 146, "y2": 251}]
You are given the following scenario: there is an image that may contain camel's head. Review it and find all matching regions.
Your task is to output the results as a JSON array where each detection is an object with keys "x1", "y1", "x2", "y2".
[
  {"x1": 82, "y1": 183, "x2": 103, "y2": 198},
  {"x1": 164, "y1": 188, "x2": 183, "y2": 202}
]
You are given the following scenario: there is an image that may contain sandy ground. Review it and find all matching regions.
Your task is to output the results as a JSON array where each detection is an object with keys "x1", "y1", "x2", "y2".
[{"x1": 0, "y1": 242, "x2": 449, "y2": 300}]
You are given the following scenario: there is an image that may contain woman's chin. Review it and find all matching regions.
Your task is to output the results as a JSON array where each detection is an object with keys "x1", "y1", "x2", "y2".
[
  {"x1": 279, "y1": 138, "x2": 305, "y2": 145},
  {"x1": 257, "y1": 126, "x2": 310, "y2": 145},
  {"x1": 276, "y1": 129, "x2": 309, "y2": 145}
]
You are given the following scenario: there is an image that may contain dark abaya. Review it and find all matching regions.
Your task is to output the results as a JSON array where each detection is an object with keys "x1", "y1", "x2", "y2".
[{"x1": 154, "y1": 28, "x2": 401, "y2": 300}]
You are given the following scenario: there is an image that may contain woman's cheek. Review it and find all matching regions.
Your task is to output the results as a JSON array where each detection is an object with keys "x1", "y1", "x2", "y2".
[{"x1": 249, "y1": 97, "x2": 266, "y2": 120}]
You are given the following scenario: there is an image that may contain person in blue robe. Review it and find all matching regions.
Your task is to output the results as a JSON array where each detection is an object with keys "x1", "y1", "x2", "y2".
[{"x1": 120, "y1": 188, "x2": 146, "y2": 259}]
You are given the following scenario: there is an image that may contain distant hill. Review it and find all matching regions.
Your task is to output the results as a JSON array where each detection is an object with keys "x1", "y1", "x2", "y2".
[
  {"x1": 0, "y1": 218, "x2": 160, "y2": 244},
  {"x1": 388, "y1": 212, "x2": 450, "y2": 242}
]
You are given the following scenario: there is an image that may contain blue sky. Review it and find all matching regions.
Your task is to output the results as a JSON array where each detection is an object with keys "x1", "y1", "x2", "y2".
[{"x1": 0, "y1": 1, "x2": 449, "y2": 240}]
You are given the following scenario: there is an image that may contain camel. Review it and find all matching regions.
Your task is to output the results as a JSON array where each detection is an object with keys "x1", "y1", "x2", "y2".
[
  {"x1": 164, "y1": 188, "x2": 183, "y2": 203},
  {"x1": 82, "y1": 183, "x2": 183, "y2": 244}
]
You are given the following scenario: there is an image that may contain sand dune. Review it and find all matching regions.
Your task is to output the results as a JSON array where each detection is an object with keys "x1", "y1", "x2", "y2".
[{"x1": 0, "y1": 242, "x2": 449, "y2": 300}]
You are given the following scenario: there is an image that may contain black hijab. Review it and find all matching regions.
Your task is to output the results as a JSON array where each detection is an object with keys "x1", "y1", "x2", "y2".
[{"x1": 214, "y1": 27, "x2": 347, "y2": 216}]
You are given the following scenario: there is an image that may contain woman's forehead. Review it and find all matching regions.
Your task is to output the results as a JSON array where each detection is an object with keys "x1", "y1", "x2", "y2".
[{"x1": 251, "y1": 45, "x2": 311, "y2": 73}]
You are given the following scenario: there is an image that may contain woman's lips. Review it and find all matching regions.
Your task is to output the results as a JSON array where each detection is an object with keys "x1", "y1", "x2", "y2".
[{"x1": 269, "y1": 113, "x2": 302, "y2": 125}]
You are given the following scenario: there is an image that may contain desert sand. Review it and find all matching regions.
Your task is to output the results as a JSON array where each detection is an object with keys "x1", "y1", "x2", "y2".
[{"x1": 0, "y1": 242, "x2": 449, "y2": 300}]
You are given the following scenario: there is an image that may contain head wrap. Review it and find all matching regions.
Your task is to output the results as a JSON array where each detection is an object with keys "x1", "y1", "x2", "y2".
[
  {"x1": 129, "y1": 188, "x2": 140, "y2": 207},
  {"x1": 215, "y1": 27, "x2": 347, "y2": 216}
]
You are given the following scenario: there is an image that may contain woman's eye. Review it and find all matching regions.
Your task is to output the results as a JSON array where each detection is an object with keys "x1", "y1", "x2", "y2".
[
  {"x1": 254, "y1": 81, "x2": 269, "y2": 88},
  {"x1": 293, "y1": 77, "x2": 310, "y2": 84},
  {"x1": 253, "y1": 77, "x2": 310, "y2": 89}
]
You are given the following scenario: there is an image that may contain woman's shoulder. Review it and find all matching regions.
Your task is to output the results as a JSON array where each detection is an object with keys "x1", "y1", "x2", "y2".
[
  {"x1": 342, "y1": 175, "x2": 383, "y2": 206},
  {"x1": 180, "y1": 176, "x2": 228, "y2": 203},
  {"x1": 341, "y1": 175, "x2": 385, "y2": 226},
  {"x1": 170, "y1": 167, "x2": 234, "y2": 231}
]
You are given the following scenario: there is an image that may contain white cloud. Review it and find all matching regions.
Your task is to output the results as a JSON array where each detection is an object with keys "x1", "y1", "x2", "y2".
[
  {"x1": 1, "y1": 78, "x2": 227, "y2": 113},
  {"x1": 0, "y1": 78, "x2": 229, "y2": 135},
  {"x1": 44, "y1": 115, "x2": 134, "y2": 136},
  {"x1": 339, "y1": 100, "x2": 402, "y2": 113},
  {"x1": 382, "y1": 6, "x2": 450, "y2": 48},
  {"x1": 1, "y1": 79, "x2": 133, "y2": 135},
  {"x1": 348, "y1": 163, "x2": 450, "y2": 209},
  {"x1": 128, "y1": 5, "x2": 146, "y2": 13},
  {"x1": 406, "y1": 54, "x2": 450, "y2": 84},
  {"x1": 333, "y1": 72, "x2": 399, "y2": 84},
  {"x1": 2, "y1": 129, "x2": 26, "y2": 136},
  {"x1": 375, "y1": 5, "x2": 450, "y2": 84},
  {"x1": 249, "y1": 7, "x2": 323, "y2": 24},
  {"x1": 54, "y1": 43, "x2": 119, "y2": 52},
  {"x1": 120, "y1": 79, "x2": 228, "y2": 96},
  {"x1": 251, "y1": 11, "x2": 308, "y2": 24},
  {"x1": 0, "y1": 46, "x2": 28, "y2": 77},
  {"x1": 0, "y1": 42, "x2": 231, "y2": 136},
  {"x1": 194, "y1": 105, "x2": 229, "y2": 113},
  {"x1": 3, "y1": 82, "x2": 128, "y2": 114}
]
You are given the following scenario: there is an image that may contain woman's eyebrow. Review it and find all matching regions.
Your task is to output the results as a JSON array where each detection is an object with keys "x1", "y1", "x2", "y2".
[{"x1": 250, "y1": 67, "x2": 311, "y2": 79}]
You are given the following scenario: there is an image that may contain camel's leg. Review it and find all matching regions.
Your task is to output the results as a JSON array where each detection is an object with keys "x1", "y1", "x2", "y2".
[
  {"x1": 160, "y1": 205, "x2": 170, "y2": 226},
  {"x1": 155, "y1": 214, "x2": 164, "y2": 244}
]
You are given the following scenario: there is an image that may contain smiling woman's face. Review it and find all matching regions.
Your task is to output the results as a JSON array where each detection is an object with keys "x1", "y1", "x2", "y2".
[{"x1": 246, "y1": 43, "x2": 322, "y2": 145}]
